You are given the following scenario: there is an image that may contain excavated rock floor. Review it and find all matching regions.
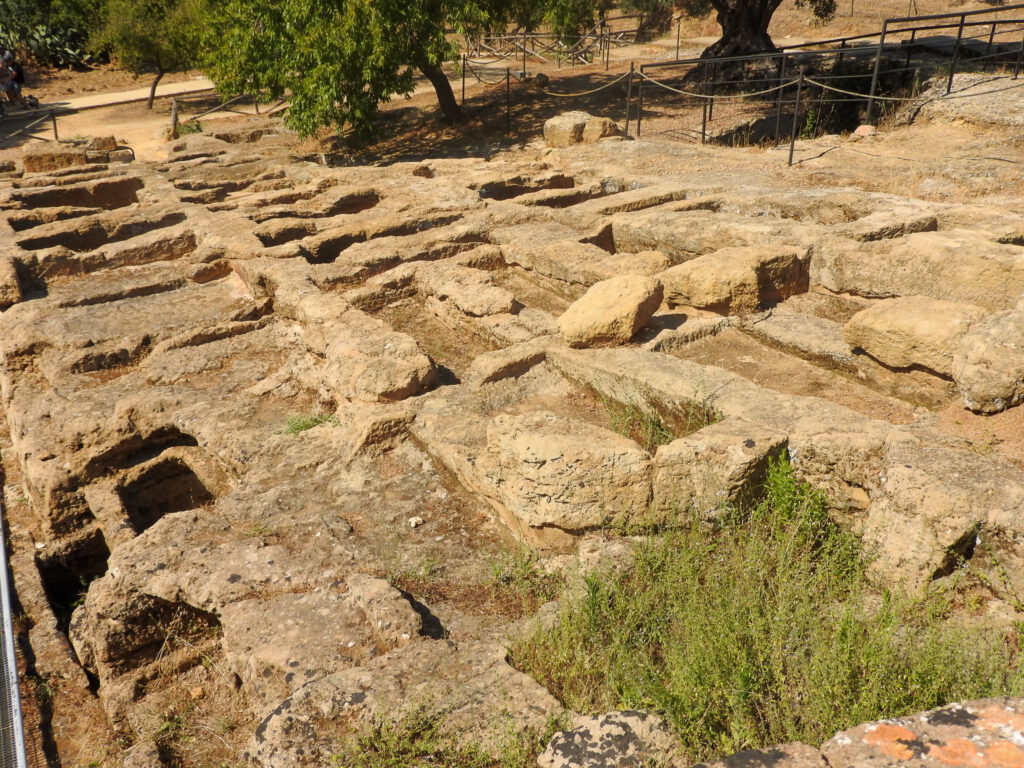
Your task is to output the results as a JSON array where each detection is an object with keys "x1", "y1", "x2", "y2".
[{"x1": 1, "y1": 95, "x2": 1024, "y2": 767}]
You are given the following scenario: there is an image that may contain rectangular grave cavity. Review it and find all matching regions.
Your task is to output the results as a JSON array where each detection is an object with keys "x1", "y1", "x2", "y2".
[
  {"x1": 472, "y1": 173, "x2": 575, "y2": 201},
  {"x1": 11, "y1": 176, "x2": 144, "y2": 211},
  {"x1": 16, "y1": 211, "x2": 187, "y2": 253},
  {"x1": 37, "y1": 527, "x2": 111, "y2": 635},
  {"x1": 116, "y1": 456, "x2": 214, "y2": 533}
]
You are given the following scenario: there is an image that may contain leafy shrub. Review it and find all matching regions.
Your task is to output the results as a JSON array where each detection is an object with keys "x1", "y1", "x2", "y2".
[
  {"x1": 511, "y1": 458, "x2": 1024, "y2": 762},
  {"x1": 0, "y1": 0, "x2": 101, "y2": 66}
]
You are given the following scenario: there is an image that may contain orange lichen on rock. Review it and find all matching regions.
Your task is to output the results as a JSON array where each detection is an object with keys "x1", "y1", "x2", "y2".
[
  {"x1": 978, "y1": 707, "x2": 1024, "y2": 733},
  {"x1": 928, "y1": 738, "x2": 989, "y2": 767},
  {"x1": 987, "y1": 741, "x2": 1024, "y2": 768},
  {"x1": 865, "y1": 723, "x2": 918, "y2": 760}
]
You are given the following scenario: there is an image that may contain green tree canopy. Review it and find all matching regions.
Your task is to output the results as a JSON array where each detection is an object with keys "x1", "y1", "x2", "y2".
[
  {"x1": 202, "y1": 0, "x2": 836, "y2": 141},
  {"x1": 0, "y1": 0, "x2": 102, "y2": 65},
  {"x1": 204, "y1": 0, "x2": 512, "y2": 140},
  {"x1": 92, "y1": 0, "x2": 205, "y2": 106}
]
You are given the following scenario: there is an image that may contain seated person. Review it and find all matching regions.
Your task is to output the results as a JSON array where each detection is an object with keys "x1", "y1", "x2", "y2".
[{"x1": 1, "y1": 52, "x2": 36, "y2": 109}]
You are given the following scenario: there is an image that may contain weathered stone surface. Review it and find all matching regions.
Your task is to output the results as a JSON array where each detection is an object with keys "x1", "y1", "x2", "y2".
[
  {"x1": 743, "y1": 310, "x2": 857, "y2": 371},
  {"x1": 290, "y1": 291, "x2": 437, "y2": 402},
  {"x1": 651, "y1": 420, "x2": 788, "y2": 518},
  {"x1": 544, "y1": 111, "x2": 592, "y2": 147},
  {"x1": 6, "y1": 115, "x2": 1024, "y2": 768},
  {"x1": 813, "y1": 230, "x2": 1024, "y2": 311},
  {"x1": 609, "y1": 210, "x2": 815, "y2": 264},
  {"x1": 87, "y1": 136, "x2": 119, "y2": 151},
  {"x1": 0, "y1": 254, "x2": 21, "y2": 310},
  {"x1": 844, "y1": 296, "x2": 986, "y2": 377},
  {"x1": 529, "y1": 240, "x2": 670, "y2": 287},
  {"x1": 953, "y1": 299, "x2": 1024, "y2": 413},
  {"x1": 642, "y1": 315, "x2": 732, "y2": 353},
  {"x1": 581, "y1": 116, "x2": 622, "y2": 143},
  {"x1": 121, "y1": 741, "x2": 163, "y2": 768},
  {"x1": 820, "y1": 698, "x2": 1024, "y2": 768},
  {"x1": 464, "y1": 338, "x2": 549, "y2": 385},
  {"x1": 23, "y1": 146, "x2": 90, "y2": 173},
  {"x1": 539, "y1": 711, "x2": 680, "y2": 768},
  {"x1": 863, "y1": 435, "x2": 1024, "y2": 590},
  {"x1": 479, "y1": 411, "x2": 652, "y2": 543},
  {"x1": 417, "y1": 261, "x2": 520, "y2": 316},
  {"x1": 543, "y1": 345, "x2": 1024, "y2": 597},
  {"x1": 558, "y1": 274, "x2": 663, "y2": 347},
  {"x1": 696, "y1": 742, "x2": 827, "y2": 768},
  {"x1": 658, "y1": 246, "x2": 808, "y2": 314},
  {"x1": 247, "y1": 640, "x2": 564, "y2": 767},
  {"x1": 221, "y1": 576, "x2": 422, "y2": 708}
]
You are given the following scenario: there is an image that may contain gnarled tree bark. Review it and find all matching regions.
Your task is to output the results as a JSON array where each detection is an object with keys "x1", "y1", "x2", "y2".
[{"x1": 702, "y1": 0, "x2": 785, "y2": 58}]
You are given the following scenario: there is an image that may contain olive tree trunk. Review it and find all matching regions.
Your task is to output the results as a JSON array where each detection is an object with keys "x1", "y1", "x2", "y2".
[{"x1": 702, "y1": 0, "x2": 785, "y2": 58}]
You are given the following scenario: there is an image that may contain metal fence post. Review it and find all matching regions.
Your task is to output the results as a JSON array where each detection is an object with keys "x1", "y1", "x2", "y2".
[
  {"x1": 170, "y1": 99, "x2": 179, "y2": 140},
  {"x1": 462, "y1": 53, "x2": 466, "y2": 104},
  {"x1": 708, "y1": 61, "x2": 717, "y2": 122},
  {"x1": 866, "y1": 19, "x2": 887, "y2": 124},
  {"x1": 624, "y1": 61, "x2": 634, "y2": 135},
  {"x1": 676, "y1": 16, "x2": 681, "y2": 60},
  {"x1": 947, "y1": 14, "x2": 965, "y2": 93},
  {"x1": 789, "y1": 70, "x2": 805, "y2": 166},
  {"x1": 984, "y1": 22, "x2": 995, "y2": 71},
  {"x1": 904, "y1": 29, "x2": 915, "y2": 74},
  {"x1": 1016, "y1": 29, "x2": 1024, "y2": 79},
  {"x1": 505, "y1": 68, "x2": 511, "y2": 134},
  {"x1": 636, "y1": 65, "x2": 644, "y2": 136},
  {"x1": 774, "y1": 54, "x2": 787, "y2": 143}
]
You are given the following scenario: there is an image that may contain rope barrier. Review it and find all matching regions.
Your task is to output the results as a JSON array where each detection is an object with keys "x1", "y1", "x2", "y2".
[
  {"x1": 805, "y1": 74, "x2": 1024, "y2": 101},
  {"x1": 637, "y1": 70, "x2": 800, "y2": 99},
  {"x1": 804, "y1": 78, "x2": 912, "y2": 100},
  {"x1": 541, "y1": 70, "x2": 632, "y2": 97}
]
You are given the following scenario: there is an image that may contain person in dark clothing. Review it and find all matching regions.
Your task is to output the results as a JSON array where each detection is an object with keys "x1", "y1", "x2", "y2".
[{"x1": 0, "y1": 51, "x2": 38, "y2": 110}]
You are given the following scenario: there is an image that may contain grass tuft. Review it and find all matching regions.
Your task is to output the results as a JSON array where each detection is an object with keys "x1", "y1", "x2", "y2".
[
  {"x1": 509, "y1": 458, "x2": 1024, "y2": 762},
  {"x1": 601, "y1": 397, "x2": 676, "y2": 452},
  {"x1": 487, "y1": 548, "x2": 563, "y2": 616},
  {"x1": 283, "y1": 413, "x2": 340, "y2": 434}
]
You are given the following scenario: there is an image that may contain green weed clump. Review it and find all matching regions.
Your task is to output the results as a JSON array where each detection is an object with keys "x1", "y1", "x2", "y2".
[
  {"x1": 331, "y1": 708, "x2": 566, "y2": 768},
  {"x1": 510, "y1": 458, "x2": 1024, "y2": 762},
  {"x1": 601, "y1": 397, "x2": 675, "y2": 452},
  {"x1": 283, "y1": 413, "x2": 340, "y2": 434},
  {"x1": 176, "y1": 120, "x2": 204, "y2": 136}
]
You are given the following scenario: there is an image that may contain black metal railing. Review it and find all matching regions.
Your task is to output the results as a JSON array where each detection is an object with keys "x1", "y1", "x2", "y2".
[
  {"x1": 624, "y1": 3, "x2": 1024, "y2": 161},
  {"x1": 0, "y1": 508, "x2": 27, "y2": 768}
]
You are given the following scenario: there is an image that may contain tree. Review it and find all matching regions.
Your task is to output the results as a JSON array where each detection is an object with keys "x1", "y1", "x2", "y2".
[
  {"x1": 205, "y1": 0, "x2": 501, "y2": 141},
  {"x1": 686, "y1": 0, "x2": 837, "y2": 58},
  {"x1": 92, "y1": 0, "x2": 205, "y2": 107},
  {"x1": 0, "y1": 0, "x2": 102, "y2": 66}
]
